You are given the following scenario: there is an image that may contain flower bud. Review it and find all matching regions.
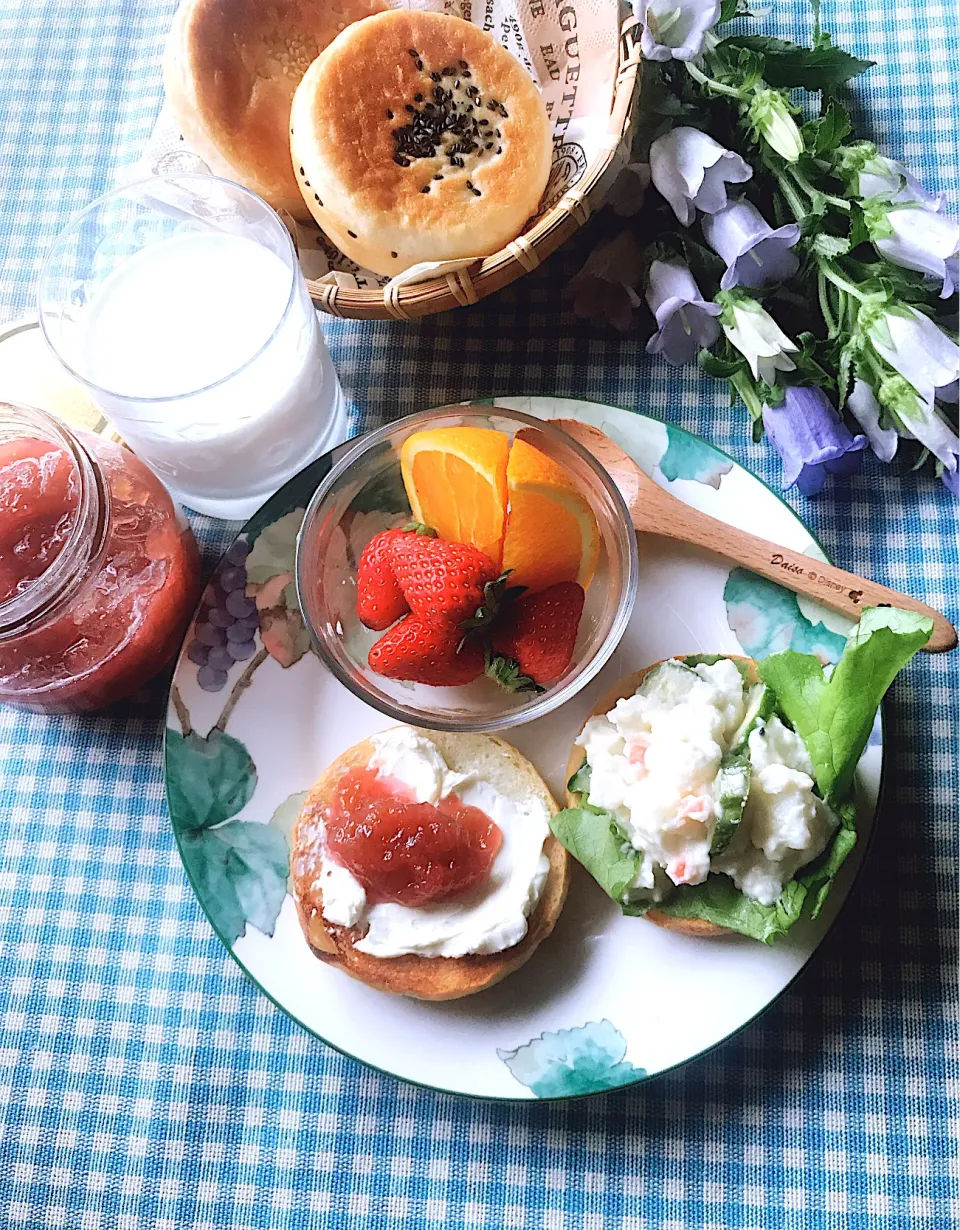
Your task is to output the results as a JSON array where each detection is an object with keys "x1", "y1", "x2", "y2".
[{"x1": 748, "y1": 89, "x2": 804, "y2": 163}]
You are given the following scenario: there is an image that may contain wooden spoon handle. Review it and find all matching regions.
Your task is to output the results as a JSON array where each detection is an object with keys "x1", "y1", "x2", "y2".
[{"x1": 638, "y1": 498, "x2": 957, "y2": 653}]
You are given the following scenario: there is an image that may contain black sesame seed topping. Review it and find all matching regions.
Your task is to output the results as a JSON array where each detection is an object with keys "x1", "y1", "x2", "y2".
[
  {"x1": 405, "y1": 103, "x2": 415, "y2": 112},
  {"x1": 304, "y1": 179, "x2": 310, "y2": 187},
  {"x1": 487, "y1": 101, "x2": 497, "y2": 111},
  {"x1": 455, "y1": 80, "x2": 460, "y2": 89},
  {"x1": 347, "y1": 230, "x2": 357, "y2": 238},
  {"x1": 485, "y1": 143, "x2": 493, "y2": 150},
  {"x1": 459, "y1": 59, "x2": 468, "y2": 68},
  {"x1": 408, "y1": 48, "x2": 418, "y2": 56},
  {"x1": 390, "y1": 251, "x2": 398, "y2": 258},
  {"x1": 386, "y1": 109, "x2": 393, "y2": 119},
  {"x1": 495, "y1": 129, "x2": 501, "y2": 137},
  {"x1": 462, "y1": 70, "x2": 472, "y2": 78},
  {"x1": 314, "y1": 194, "x2": 322, "y2": 204},
  {"x1": 471, "y1": 187, "x2": 481, "y2": 196},
  {"x1": 414, "y1": 93, "x2": 423, "y2": 102},
  {"x1": 479, "y1": 118, "x2": 489, "y2": 126},
  {"x1": 497, "y1": 146, "x2": 502, "y2": 154},
  {"x1": 298, "y1": 166, "x2": 305, "y2": 175},
  {"x1": 416, "y1": 59, "x2": 423, "y2": 70},
  {"x1": 433, "y1": 174, "x2": 443, "y2": 180},
  {"x1": 430, "y1": 72, "x2": 441, "y2": 82},
  {"x1": 420, "y1": 185, "x2": 430, "y2": 193}
]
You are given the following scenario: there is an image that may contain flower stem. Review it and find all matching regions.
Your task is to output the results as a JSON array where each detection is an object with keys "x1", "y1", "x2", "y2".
[
  {"x1": 818, "y1": 260, "x2": 868, "y2": 302},
  {"x1": 818, "y1": 270, "x2": 839, "y2": 337},
  {"x1": 789, "y1": 165, "x2": 851, "y2": 211},
  {"x1": 684, "y1": 60, "x2": 744, "y2": 99},
  {"x1": 775, "y1": 170, "x2": 808, "y2": 221},
  {"x1": 730, "y1": 370, "x2": 765, "y2": 421}
]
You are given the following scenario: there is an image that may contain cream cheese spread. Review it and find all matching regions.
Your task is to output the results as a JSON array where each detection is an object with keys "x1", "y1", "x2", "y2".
[
  {"x1": 315, "y1": 727, "x2": 551, "y2": 958},
  {"x1": 577, "y1": 659, "x2": 837, "y2": 907}
]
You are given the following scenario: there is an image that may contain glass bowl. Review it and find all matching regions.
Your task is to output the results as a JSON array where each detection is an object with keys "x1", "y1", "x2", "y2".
[{"x1": 295, "y1": 406, "x2": 638, "y2": 733}]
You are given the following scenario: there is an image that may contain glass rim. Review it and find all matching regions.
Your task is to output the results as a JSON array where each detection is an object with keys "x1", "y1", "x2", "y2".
[
  {"x1": 37, "y1": 172, "x2": 301, "y2": 406},
  {"x1": 0, "y1": 400, "x2": 108, "y2": 637},
  {"x1": 295, "y1": 406, "x2": 640, "y2": 734}
]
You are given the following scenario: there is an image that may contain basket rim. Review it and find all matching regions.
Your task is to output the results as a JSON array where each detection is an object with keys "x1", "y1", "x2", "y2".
[{"x1": 305, "y1": 12, "x2": 642, "y2": 319}]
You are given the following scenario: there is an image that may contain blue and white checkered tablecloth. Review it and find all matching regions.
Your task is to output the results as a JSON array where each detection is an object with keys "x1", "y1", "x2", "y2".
[{"x1": 0, "y1": 2, "x2": 956, "y2": 1227}]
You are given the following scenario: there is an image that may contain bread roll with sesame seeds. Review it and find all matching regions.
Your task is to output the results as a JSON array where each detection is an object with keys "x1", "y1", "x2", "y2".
[
  {"x1": 290, "y1": 10, "x2": 553, "y2": 275},
  {"x1": 163, "y1": 0, "x2": 385, "y2": 221}
]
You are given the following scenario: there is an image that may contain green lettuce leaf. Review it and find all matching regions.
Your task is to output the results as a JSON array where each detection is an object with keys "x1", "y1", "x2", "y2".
[
  {"x1": 550, "y1": 807, "x2": 648, "y2": 916},
  {"x1": 759, "y1": 606, "x2": 932, "y2": 801},
  {"x1": 567, "y1": 761, "x2": 592, "y2": 799},
  {"x1": 799, "y1": 797, "x2": 857, "y2": 920},
  {"x1": 655, "y1": 874, "x2": 807, "y2": 943}
]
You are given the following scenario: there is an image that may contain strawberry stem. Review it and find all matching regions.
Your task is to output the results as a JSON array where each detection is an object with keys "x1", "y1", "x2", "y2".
[
  {"x1": 484, "y1": 649, "x2": 545, "y2": 694},
  {"x1": 459, "y1": 571, "x2": 527, "y2": 643},
  {"x1": 401, "y1": 520, "x2": 438, "y2": 537}
]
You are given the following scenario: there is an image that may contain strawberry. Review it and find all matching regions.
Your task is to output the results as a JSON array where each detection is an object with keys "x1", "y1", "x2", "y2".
[
  {"x1": 356, "y1": 524, "x2": 436, "y2": 630},
  {"x1": 368, "y1": 615, "x2": 485, "y2": 686},
  {"x1": 487, "y1": 581, "x2": 585, "y2": 690},
  {"x1": 356, "y1": 529, "x2": 410, "y2": 630},
  {"x1": 391, "y1": 534, "x2": 499, "y2": 626}
]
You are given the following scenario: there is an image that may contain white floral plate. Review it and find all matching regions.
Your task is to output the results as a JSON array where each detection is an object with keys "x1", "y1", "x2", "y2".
[{"x1": 164, "y1": 397, "x2": 883, "y2": 1100}]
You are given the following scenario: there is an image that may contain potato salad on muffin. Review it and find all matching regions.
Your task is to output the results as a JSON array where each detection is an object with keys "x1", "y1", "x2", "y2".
[{"x1": 551, "y1": 608, "x2": 932, "y2": 942}]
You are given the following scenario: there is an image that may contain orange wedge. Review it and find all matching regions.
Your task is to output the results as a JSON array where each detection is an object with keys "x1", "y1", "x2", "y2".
[
  {"x1": 400, "y1": 427, "x2": 510, "y2": 564},
  {"x1": 500, "y1": 438, "x2": 600, "y2": 592}
]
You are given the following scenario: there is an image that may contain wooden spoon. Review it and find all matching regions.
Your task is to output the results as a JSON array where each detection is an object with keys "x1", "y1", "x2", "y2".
[{"x1": 549, "y1": 418, "x2": 956, "y2": 654}]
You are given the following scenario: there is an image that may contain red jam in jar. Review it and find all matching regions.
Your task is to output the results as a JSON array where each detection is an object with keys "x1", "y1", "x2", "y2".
[
  {"x1": 324, "y1": 767, "x2": 503, "y2": 907},
  {"x1": 0, "y1": 402, "x2": 200, "y2": 712}
]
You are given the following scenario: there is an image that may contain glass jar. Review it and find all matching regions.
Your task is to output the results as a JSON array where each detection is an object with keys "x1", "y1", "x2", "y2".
[{"x1": 0, "y1": 402, "x2": 200, "y2": 712}]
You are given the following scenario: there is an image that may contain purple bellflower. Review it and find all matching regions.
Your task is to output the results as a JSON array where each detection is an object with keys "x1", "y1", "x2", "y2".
[
  {"x1": 762, "y1": 386, "x2": 868, "y2": 496},
  {"x1": 644, "y1": 260, "x2": 722, "y2": 365},
  {"x1": 702, "y1": 200, "x2": 801, "y2": 291}
]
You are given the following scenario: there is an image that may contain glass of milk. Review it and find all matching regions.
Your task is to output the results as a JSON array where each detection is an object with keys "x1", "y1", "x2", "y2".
[{"x1": 38, "y1": 174, "x2": 347, "y2": 519}]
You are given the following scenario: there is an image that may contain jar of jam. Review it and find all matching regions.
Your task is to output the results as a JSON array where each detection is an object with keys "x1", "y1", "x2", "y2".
[{"x1": 0, "y1": 401, "x2": 200, "y2": 712}]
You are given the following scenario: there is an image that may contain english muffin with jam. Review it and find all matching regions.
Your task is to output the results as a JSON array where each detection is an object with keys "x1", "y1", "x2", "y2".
[
  {"x1": 290, "y1": 10, "x2": 553, "y2": 274},
  {"x1": 291, "y1": 726, "x2": 569, "y2": 1000}
]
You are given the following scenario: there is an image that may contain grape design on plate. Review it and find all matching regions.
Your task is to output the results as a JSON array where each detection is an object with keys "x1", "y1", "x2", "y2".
[{"x1": 186, "y1": 539, "x2": 259, "y2": 692}]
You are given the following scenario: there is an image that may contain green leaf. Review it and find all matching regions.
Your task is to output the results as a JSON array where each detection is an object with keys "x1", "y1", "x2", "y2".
[
  {"x1": 700, "y1": 350, "x2": 747, "y2": 380},
  {"x1": 803, "y1": 101, "x2": 852, "y2": 155},
  {"x1": 681, "y1": 652, "x2": 750, "y2": 681},
  {"x1": 498, "y1": 1020, "x2": 646, "y2": 1097},
  {"x1": 655, "y1": 874, "x2": 807, "y2": 943},
  {"x1": 245, "y1": 510, "x2": 304, "y2": 585},
  {"x1": 759, "y1": 606, "x2": 933, "y2": 801},
  {"x1": 166, "y1": 728, "x2": 257, "y2": 834},
  {"x1": 798, "y1": 797, "x2": 857, "y2": 918},
  {"x1": 269, "y1": 790, "x2": 310, "y2": 890},
  {"x1": 567, "y1": 761, "x2": 592, "y2": 799},
  {"x1": 243, "y1": 454, "x2": 331, "y2": 547},
  {"x1": 719, "y1": 35, "x2": 874, "y2": 91},
  {"x1": 550, "y1": 807, "x2": 648, "y2": 915},
  {"x1": 180, "y1": 820, "x2": 289, "y2": 945},
  {"x1": 809, "y1": 233, "x2": 851, "y2": 259},
  {"x1": 718, "y1": 0, "x2": 743, "y2": 22}
]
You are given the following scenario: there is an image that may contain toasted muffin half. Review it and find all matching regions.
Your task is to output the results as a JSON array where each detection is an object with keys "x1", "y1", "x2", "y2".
[
  {"x1": 292, "y1": 730, "x2": 569, "y2": 1000},
  {"x1": 566, "y1": 656, "x2": 760, "y2": 939}
]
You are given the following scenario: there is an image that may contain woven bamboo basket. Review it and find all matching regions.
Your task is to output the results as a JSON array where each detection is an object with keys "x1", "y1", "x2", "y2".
[{"x1": 307, "y1": 14, "x2": 642, "y2": 321}]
